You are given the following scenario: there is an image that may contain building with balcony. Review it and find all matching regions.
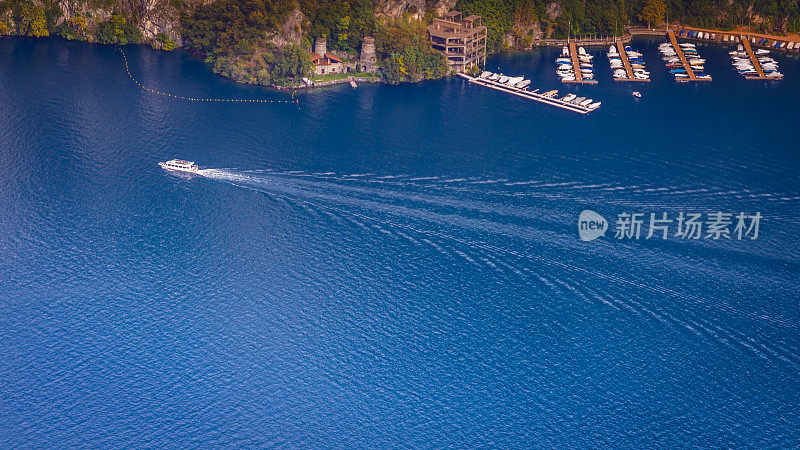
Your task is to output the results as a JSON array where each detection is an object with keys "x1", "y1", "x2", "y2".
[{"x1": 427, "y1": 11, "x2": 487, "y2": 73}]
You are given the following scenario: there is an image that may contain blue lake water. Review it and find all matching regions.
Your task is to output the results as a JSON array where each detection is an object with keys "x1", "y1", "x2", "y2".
[{"x1": 1, "y1": 36, "x2": 799, "y2": 447}]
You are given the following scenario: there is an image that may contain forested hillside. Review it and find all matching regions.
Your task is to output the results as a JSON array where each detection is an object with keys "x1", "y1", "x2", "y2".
[
  {"x1": 1, "y1": 0, "x2": 798, "y2": 86},
  {"x1": 456, "y1": 0, "x2": 800, "y2": 51}
]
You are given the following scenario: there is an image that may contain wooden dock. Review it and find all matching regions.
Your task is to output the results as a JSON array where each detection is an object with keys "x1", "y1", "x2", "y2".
[
  {"x1": 614, "y1": 40, "x2": 649, "y2": 82},
  {"x1": 739, "y1": 36, "x2": 781, "y2": 79},
  {"x1": 563, "y1": 42, "x2": 598, "y2": 84},
  {"x1": 458, "y1": 73, "x2": 598, "y2": 115},
  {"x1": 667, "y1": 30, "x2": 697, "y2": 82}
]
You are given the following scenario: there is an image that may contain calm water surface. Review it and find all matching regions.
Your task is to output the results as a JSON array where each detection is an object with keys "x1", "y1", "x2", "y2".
[{"x1": 1, "y1": 37, "x2": 799, "y2": 447}]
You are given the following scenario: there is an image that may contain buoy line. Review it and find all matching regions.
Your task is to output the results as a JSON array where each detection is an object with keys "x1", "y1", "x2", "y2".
[{"x1": 120, "y1": 49, "x2": 298, "y2": 104}]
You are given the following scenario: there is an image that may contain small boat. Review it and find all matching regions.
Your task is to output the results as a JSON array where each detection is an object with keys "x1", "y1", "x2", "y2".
[
  {"x1": 632, "y1": 91, "x2": 642, "y2": 98},
  {"x1": 579, "y1": 98, "x2": 593, "y2": 107},
  {"x1": 562, "y1": 46, "x2": 569, "y2": 56},
  {"x1": 570, "y1": 96, "x2": 585, "y2": 104},
  {"x1": 670, "y1": 68, "x2": 687, "y2": 74},
  {"x1": 515, "y1": 79, "x2": 531, "y2": 89},
  {"x1": 159, "y1": 159, "x2": 199, "y2": 173},
  {"x1": 562, "y1": 93, "x2": 577, "y2": 102},
  {"x1": 499, "y1": 75, "x2": 509, "y2": 83},
  {"x1": 587, "y1": 102, "x2": 601, "y2": 110},
  {"x1": 543, "y1": 90, "x2": 559, "y2": 98},
  {"x1": 488, "y1": 73, "x2": 501, "y2": 81},
  {"x1": 479, "y1": 71, "x2": 492, "y2": 78},
  {"x1": 505, "y1": 76, "x2": 524, "y2": 86},
  {"x1": 578, "y1": 46, "x2": 587, "y2": 55}
]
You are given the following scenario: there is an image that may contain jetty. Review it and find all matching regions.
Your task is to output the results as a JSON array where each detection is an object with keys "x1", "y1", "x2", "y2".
[
  {"x1": 614, "y1": 40, "x2": 649, "y2": 82},
  {"x1": 739, "y1": 36, "x2": 782, "y2": 79},
  {"x1": 458, "y1": 73, "x2": 598, "y2": 115},
  {"x1": 667, "y1": 30, "x2": 711, "y2": 82},
  {"x1": 563, "y1": 42, "x2": 598, "y2": 84}
]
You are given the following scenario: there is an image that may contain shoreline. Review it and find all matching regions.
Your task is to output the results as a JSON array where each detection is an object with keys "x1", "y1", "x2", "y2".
[{"x1": 8, "y1": 23, "x2": 798, "y2": 94}]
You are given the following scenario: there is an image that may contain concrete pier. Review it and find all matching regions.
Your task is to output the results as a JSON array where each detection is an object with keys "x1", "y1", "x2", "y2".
[{"x1": 459, "y1": 74, "x2": 598, "y2": 114}]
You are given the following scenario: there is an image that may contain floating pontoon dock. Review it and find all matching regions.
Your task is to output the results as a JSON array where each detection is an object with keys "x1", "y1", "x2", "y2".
[
  {"x1": 668, "y1": 30, "x2": 711, "y2": 82},
  {"x1": 563, "y1": 42, "x2": 598, "y2": 84},
  {"x1": 740, "y1": 36, "x2": 782, "y2": 80},
  {"x1": 614, "y1": 40, "x2": 649, "y2": 82},
  {"x1": 458, "y1": 74, "x2": 598, "y2": 115}
]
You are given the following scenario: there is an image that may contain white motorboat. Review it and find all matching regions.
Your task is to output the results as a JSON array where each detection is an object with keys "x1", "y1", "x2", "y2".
[
  {"x1": 562, "y1": 93, "x2": 577, "y2": 102},
  {"x1": 159, "y1": 159, "x2": 199, "y2": 173},
  {"x1": 506, "y1": 76, "x2": 524, "y2": 86},
  {"x1": 579, "y1": 98, "x2": 593, "y2": 106},
  {"x1": 587, "y1": 102, "x2": 601, "y2": 110},
  {"x1": 515, "y1": 79, "x2": 531, "y2": 89},
  {"x1": 479, "y1": 71, "x2": 492, "y2": 78},
  {"x1": 499, "y1": 75, "x2": 510, "y2": 83}
]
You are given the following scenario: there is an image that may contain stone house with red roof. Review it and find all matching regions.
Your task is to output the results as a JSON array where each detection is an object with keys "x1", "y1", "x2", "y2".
[{"x1": 311, "y1": 38, "x2": 343, "y2": 75}]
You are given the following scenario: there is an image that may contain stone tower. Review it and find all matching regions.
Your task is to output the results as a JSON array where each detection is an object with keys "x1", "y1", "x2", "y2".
[
  {"x1": 314, "y1": 37, "x2": 327, "y2": 56},
  {"x1": 360, "y1": 37, "x2": 376, "y2": 63}
]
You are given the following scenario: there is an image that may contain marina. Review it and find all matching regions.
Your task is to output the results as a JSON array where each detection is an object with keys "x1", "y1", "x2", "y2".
[
  {"x1": 610, "y1": 40, "x2": 650, "y2": 82},
  {"x1": 562, "y1": 43, "x2": 598, "y2": 84},
  {"x1": 459, "y1": 73, "x2": 599, "y2": 114},
  {"x1": 739, "y1": 37, "x2": 783, "y2": 79},
  {"x1": 662, "y1": 31, "x2": 711, "y2": 82}
]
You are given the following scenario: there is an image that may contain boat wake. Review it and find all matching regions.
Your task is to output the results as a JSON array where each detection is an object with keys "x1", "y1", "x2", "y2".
[{"x1": 196, "y1": 167, "x2": 800, "y2": 369}]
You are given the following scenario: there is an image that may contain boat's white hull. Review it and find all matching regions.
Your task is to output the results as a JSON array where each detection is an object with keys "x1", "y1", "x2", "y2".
[{"x1": 159, "y1": 162, "x2": 199, "y2": 173}]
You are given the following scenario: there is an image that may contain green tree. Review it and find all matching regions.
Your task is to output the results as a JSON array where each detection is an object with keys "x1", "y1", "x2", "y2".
[
  {"x1": 374, "y1": 17, "x2": 447, "y2": 83},
  {"x1": 639, "y1": 0, "x2": 666, "y2": 27},
  {"x1": 155, "y1": 33, "x2": 177, "y2": 51},
  {"x1": 97, "y1": 14, "x2": 141, "y2": 45}
]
